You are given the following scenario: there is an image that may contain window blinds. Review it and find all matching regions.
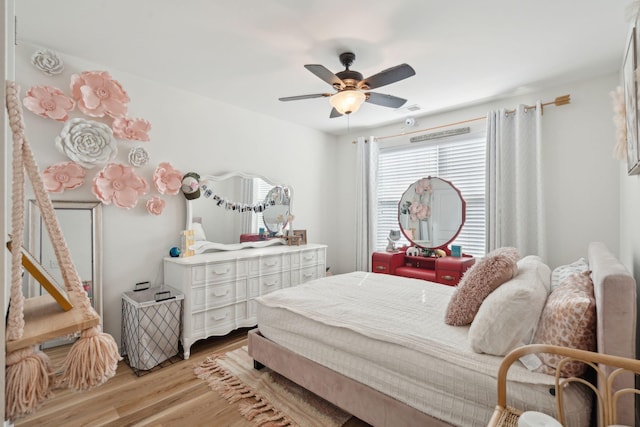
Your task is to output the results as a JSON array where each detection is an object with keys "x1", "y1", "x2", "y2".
[{"x1": 377, "y1": 134, "x2": 486, "y2": 257}]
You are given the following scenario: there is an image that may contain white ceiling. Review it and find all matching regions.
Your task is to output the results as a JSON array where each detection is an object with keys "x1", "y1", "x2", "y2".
[{"x1": 14, "y1": 0, "x2": 633, "y2": 136}]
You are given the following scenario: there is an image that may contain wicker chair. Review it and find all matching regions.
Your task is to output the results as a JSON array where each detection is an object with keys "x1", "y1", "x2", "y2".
[{"x1": 488, "y1": 344, "x2": 640, "y2": 427}]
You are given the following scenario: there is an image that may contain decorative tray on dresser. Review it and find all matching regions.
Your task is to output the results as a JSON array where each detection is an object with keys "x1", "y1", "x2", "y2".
[{"x1": 164, "y1": 243, "x2": 327, "y2": 359}]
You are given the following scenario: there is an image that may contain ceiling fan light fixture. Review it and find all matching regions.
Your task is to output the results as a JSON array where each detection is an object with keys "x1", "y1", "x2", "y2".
[{"x1": 330, "y1": 90, "x2": 366, "y2": 115}]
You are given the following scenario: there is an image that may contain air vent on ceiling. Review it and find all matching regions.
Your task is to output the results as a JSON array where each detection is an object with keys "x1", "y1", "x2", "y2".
[{"x1": 410, "y1": 127, "x2": 470, "y2": 143}]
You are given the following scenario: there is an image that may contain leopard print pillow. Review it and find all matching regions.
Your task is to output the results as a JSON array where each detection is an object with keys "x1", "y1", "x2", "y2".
[{"x1": 533, "y1": 271, "x2": 596, "y2": 377}]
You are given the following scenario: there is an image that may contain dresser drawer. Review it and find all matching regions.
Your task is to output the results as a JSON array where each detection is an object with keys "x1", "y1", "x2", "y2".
[
  {"x1": 292, "y1": 249, "x2": 324, "y2": 269},
  {"x1": 300, "y1": 250, "x2": 320, "y2": 267},
  {"x1": 192, "y1": 304, "x2": 238, "y2": 333},
  {"x1": 192, "y1": 280, "x2": 249, "y2": 311},
  {"x1": 436, "y1": 269, "x2": 462, "y2": 286},
  {"x1": 191, "y1": 261, "x2": 247, "y2": 285},
  {"x1": 371, "y1": 252, "x2": 405, "y2": 274},
  {"x1": 249, "y1": 255, "x2": 289, "y2": 276},
  {"x1": 248, "y1": 273, "x2": 287, "y2": 298}
]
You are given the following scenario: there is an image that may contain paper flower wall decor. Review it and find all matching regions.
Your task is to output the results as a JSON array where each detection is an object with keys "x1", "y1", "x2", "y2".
[
  {"x1": 153, "y1": 162, "x2": 182, "y2": 195},
  {"x1": 42, "y1": 161, "x2": 86, "y2": 193},
  {"x1": 146, "y1": 196, "x2": 165, "y2": 215},
  {"x1": 128, "y1": 146, "x2": 150, "y2": 167},
  {"x1": 55, "y1": 118, "x2": 118, "y2": 168},
  {"x1": 92, "y1": 163, "x2": 149, "y2": 209},
  {"x1": 23, "y1": 86, "x2": 76, "y2": 122},
  {"x1": 70, "y1": 70, "x2": 130, "y2": 118},
  {"x1": 31, "y1": 49, "x2": 64, "y2": 76},
  {"x1": 112, "y1": 117, "x2": 151, "y2": 141}
]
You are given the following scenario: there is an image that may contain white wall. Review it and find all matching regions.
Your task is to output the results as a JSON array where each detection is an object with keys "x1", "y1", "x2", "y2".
[
  {"x1": 14, "y1": 44, "x2": 340, "y2": 347},
  {"x1": 334, "y1": 73, "x2": 620, "y2": 273}
]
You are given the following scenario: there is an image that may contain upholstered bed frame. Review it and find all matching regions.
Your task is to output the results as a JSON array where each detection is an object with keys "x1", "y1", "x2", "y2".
[{"x1": 248, "y1": 242, "x2": 637, "y2": 426}]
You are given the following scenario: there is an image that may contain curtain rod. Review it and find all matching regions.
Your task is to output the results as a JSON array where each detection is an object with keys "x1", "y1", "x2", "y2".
[{"x1": 352, "y1": 94, "x2": 571, "y2": 143}]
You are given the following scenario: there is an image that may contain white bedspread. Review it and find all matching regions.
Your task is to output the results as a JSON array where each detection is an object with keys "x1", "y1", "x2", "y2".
[{"x1": 258, "y1": 271, "x2": 553, "y2": 385}]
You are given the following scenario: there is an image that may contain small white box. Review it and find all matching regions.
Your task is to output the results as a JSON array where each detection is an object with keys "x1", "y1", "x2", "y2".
[{"x1": 121, "y1": 286, "x2": 184, "y2": 372}]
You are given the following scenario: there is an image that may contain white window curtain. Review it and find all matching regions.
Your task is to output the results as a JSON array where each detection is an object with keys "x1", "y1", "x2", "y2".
[
  {"x1": 486, "y1": 102, "x2": 546, "y2": 259},
  {"x1": 355, "y1": 136, "x2": 378, "y2": 271}
]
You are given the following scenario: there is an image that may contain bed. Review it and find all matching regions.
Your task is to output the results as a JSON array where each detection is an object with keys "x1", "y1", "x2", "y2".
[{"x1": 247, "y1": 242, "x2": 637, "y2": 426}]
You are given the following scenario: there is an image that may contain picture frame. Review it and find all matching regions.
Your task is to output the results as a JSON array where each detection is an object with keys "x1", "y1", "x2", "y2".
[
  {"x1": 293, "y1": 229, "x2": 307, "y2": 245},
  {"x1": 6, "y1": 241, "x2": 72, "y2": 311},
  {"x1": 623, "y1": 26, "x2": 640, "y2": 174}
]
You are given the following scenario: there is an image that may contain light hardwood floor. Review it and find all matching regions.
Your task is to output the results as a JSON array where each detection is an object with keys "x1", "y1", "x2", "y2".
[{"x1": 14, "y1": 328, "x2": 368, "y2": 427}]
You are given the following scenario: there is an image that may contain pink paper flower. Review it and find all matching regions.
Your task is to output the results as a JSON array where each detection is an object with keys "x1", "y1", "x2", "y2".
[
  {"x1": 23, "y1": 86, "x2": 75, "y2": 122},
  {"x1": 414, "y1": 178, "x2": 432, "y2": 195},
  {"x1": 409, "y1": 202, "x2": 431, "y2": 221},
  {"x1": 42, "y1": 161, "x2": 85, "y2": 193},
  {"x1": 112, "y1": 117, "x2": 151, "y2": 141},
  {"x1": 153, "y1": 162, "x2": 182, "y2": 195},
  {"x1": 92, "y1": 163, "x2": 149, "y2": 209},
  {"x1": 70, "y1": 71, "x2": 130, "y2": 118},
  {"x1": 146, "y1": 196, "x2": 165, "y2": 215}
]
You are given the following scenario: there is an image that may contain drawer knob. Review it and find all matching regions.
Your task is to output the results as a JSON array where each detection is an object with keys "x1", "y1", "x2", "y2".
[
  {"x1": 442, "y1": 275, "x2": 455, "y2": 281},
  {"x1": 303, "y1": 273, "x2": 313, "y2": 278},
  {"x1": 213, "y1": 313, "x2": 228, "y2": 321},
  {"x1": 375, "y1": 266, "x2": 386, "y2": 271},
  {"x1": 213, "y1": 267, "x2": 230, "y2": 275},
  {"x1": 213, "y1": 289, "x2": 229, "y2": 297}
]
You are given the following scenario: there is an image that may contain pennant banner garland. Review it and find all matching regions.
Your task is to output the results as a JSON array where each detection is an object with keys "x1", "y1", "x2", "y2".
[{"x1": 200, "y1": 183, "x2": 275, "y2": 213}]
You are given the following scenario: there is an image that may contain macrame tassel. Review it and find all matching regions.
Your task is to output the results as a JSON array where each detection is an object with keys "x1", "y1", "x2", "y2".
[
  {"x1": 58, "y1": 325, "x2": 121, "y2": 391},
  {"x1": 5, "y1": 347, "x2": 53, "y2": 422}
]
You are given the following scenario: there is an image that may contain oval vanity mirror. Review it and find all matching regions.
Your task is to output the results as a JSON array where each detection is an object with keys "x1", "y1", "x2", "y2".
[
  {"x1": 398, "y1": 177, "x2": 465, "y2": 249},
  {"x1": 262, "y1": 186, "x2": 291, "y2": 234},
  {"x1": 186, "y1": 171, "x2": 293, "y2": 252}
]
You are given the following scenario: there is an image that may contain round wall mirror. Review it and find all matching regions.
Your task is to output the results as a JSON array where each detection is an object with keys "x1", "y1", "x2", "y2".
[
  {"x1": 398, "y1": 177, "x2": 465, "y2": 249},
  {"x1": 263, "y1": 186, "x2": 291, "y2": 234}
]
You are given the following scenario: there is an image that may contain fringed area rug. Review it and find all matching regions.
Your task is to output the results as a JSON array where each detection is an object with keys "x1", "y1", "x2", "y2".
[{"x1": 194, "y1": 346, "x2": 351, "y2": 427}]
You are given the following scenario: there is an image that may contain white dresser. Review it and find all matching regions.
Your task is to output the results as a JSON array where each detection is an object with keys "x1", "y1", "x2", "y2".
[{"x1": 163, "y1": 243, "x2": 327, "y2": 358}]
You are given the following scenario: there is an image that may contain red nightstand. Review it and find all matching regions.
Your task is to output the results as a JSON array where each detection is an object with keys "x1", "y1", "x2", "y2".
[{"x1": 371, "y1": 252, "x2": 474, "y2": 286}]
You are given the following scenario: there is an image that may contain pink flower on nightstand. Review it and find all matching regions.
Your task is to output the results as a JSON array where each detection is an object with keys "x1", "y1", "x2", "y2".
[
  {"x1": 146, "y1": 196, "x2": 165, "y2": 215},
  {"x1": 112, "y1": 117, "x2": 151, "y2": 141},
  {"x1": 92, "y1": 163, "x2": 149, "y2": 209},
  {"x1": 70, "y1": 71, "x2": 130, "y2": 118},
  {"x1": 153, "y1": 162, "x2": 182, "y2": 195},
  {"x1": 23, "y1": 86, "x2": 75, "y2": 122},
  {"x1": 42, "y1": 161, "x2": 85, "y2": 193}
]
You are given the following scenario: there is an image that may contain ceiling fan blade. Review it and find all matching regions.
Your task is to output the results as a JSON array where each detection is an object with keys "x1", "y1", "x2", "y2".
[
  {"x1": 329, "y1": 107, "x2": 343, "y2": 118},
  {"x1": 305, "y1": 64, "x2": 345, "y2": 89},
  {"x1": 365, "y1": 92, "x2": 408, "y2": 109},
  {"x1": 359, "y1": 63, "x2": 416, "y2": 90},
  {"x1": 278, "y1": 93, "x2": 331, "y2": 102}
]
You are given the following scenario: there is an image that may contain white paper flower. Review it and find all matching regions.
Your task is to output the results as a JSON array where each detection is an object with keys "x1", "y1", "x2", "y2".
[
  {"x1": 128, "y1": 146, "x2": 150, "y2": 167},
  {"x1": 31, "y1": 49, "x2": 64, "y2": 76},
  {"x1": 55, "y1": 118, "x2": 117, "y2": 168}
]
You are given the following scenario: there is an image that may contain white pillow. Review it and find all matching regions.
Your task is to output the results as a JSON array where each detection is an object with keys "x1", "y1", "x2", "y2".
[
  {"x1": 191, "y1": 222, "x2": 207, "y2": 241},
  {"x1": 468, "y1": 255, "x2": 550, "y2": 356},
  {"x1": 550, "y1": 257, "x2": 588, "y2": 291}
]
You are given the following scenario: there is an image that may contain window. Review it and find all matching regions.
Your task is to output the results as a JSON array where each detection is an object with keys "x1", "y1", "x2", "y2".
[
  {"x1": 253, "y1": 178, "x2": 274, "y2": 233},
  {"x1": 376, "y1": 134, "x2": 486, "y2": 257}
]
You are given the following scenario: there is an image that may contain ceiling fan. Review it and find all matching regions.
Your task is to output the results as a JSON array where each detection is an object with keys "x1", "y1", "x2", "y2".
[{"x1": 279, "y1": 52, "x2": 416, "y2": 118}]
